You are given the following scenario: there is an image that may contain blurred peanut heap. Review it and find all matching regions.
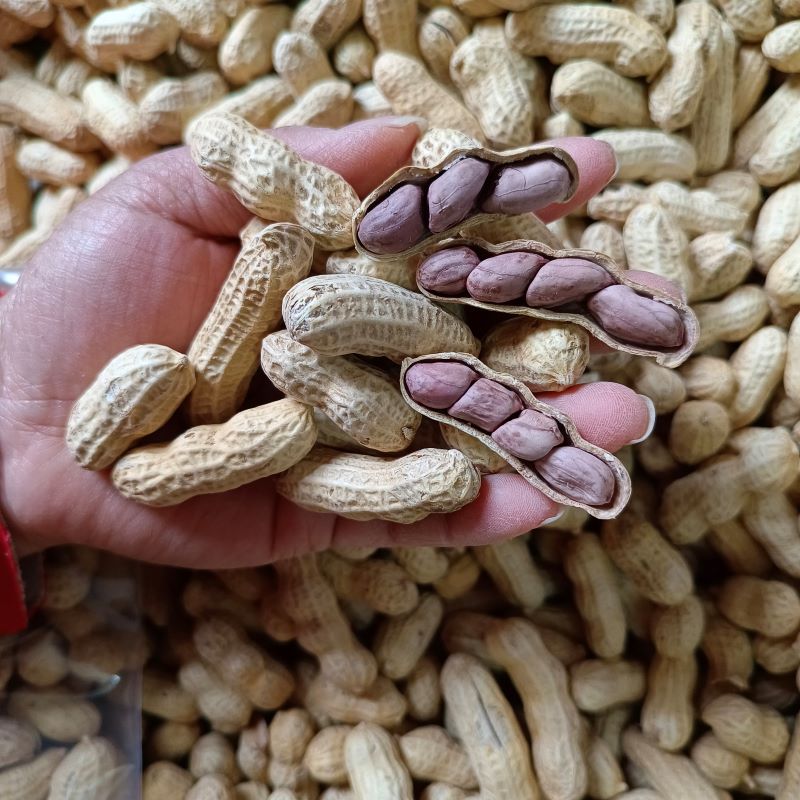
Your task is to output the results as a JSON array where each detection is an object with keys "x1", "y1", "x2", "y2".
[{"x1": 4, "y1": 0, "x2": 800, "y2": 799}]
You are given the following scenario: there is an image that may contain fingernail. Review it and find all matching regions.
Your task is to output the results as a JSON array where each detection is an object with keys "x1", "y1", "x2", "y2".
[
  {"x1": 381, "y1": 115, "x2": 429, "y2": 134},
  {"x1": 610, "y1": 152, "x2": 620, "y2": 181},
  {"x1": 631, "y1": 394, "x2": 657, "y2": 444},
  {"x1": 540, "y1": 508, "x2": 566, "y2": 527}
]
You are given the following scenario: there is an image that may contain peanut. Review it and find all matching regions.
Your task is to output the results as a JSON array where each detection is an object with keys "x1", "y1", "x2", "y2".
[
  {"x1": 48, "y1": 736, "x2": 123, "y2": 800},
  {"x1": 0, "y1": 748, "x2": 66, "y2": 800},
  {"x1": 344, "y1": 723, "x2": 413, "y2": 800},
  {"x1": 66, "y1": 344, "x2": 195, "y2": 470},
  {"x1": 372, "y1": 53, "x2": 483, "y2": 143},
  {"x1": 402, "y1": 354, "x2": 630, "y2": 515},
  {"x1": 506, "y1": 4, "x2": 667, "y2": 78},
  {"x1": 220, "y1": 7, "x2": 290, "y2": 86},
  {"x1": 274, "y1": 554, "x2": 378, "y2": 694},
  {"x1": 190, "y1": 113, "x2": 359, "y2": 250},
  {"x1": 283, "y1": 275, "x2": 479, "y2": 361},
  {"x1": 0, "y1": 124, "x2": 29, "y2": 237},
  {"x1": 277, "y1": 446, "x2": 480, "y2": 524},
  {"x1": 289, "y1": 0, "x2": 361, "y2": 50},
  {"x1": 440, "y1": 653, "x2": 542, "y2": 800},
  {"x1": 186, "y1": 223, "x2": 313, "y2": 425},
  {"x1": 487, "y1": 618, "x2": 586, "y2": 800},
  {"x1": 262, "y1": 331, "x2": 420, "y2": 452},
  {"x1": 112, "y1": 399, "x2": 317, "y2": 506},
  {"x1": 84, "y1": 3, "x2": 180, "y2": 61}
]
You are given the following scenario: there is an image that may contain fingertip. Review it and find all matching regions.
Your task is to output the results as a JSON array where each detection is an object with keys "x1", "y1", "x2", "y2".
[
  {"x1": 272, "y1": 116, "x2": 425, "y2": 197},
  {"x1": 538, "y1": 382, "x2": 652, "y2": 452},
  {"x1": 536, "y1": 136, "x2": 618, "y2": 222}
]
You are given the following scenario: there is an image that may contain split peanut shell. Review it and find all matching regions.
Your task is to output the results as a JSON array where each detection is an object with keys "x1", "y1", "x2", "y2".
[
  {"x1": 416, "y1": 237, "x2": 699, "y2": 368},
  {"x1": 400, "y1": 353, "x2": 631, "y2": 518},
  {"x1": 353, "y1": 144, "x2": 579, "y2": 261}
]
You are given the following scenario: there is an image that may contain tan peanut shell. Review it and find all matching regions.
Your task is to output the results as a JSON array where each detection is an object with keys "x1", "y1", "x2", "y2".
[
  {"x1": 140, "y1": 72, "x2": 227, "y2": 145},
  {"x1": 8, "y1": 690, "x2": 101, "y2": 743},
  {"x1": 48, "y1": 736, "x2": 124, "y2": 800},
  {"x1": 282, "y1": 275, "x2": 479, "y2": 362},
  {"x1": 345, "y1": 723, "x2": 413, "y2": 800},
  {"x1": 219, "y1": 6, "x2": 290, "y2": 86},
  {"x1": 372, "y1": 52, "x2": 484, "y2": 144},
  {"x1": 189, "y1": 112, "x2": 359, "y2": 250},
  {"x1": 324, "y1": 250, "x2": 418, "y2": 292},
  {"x1": 84, "y1": 2, "x2": 180, "y2": 62},
  {"x1": 112, "y1": 399, "x2": 317, "y2": 507},
  {"x1": 262, "y1": 332, "x2": 420, "y2": 453},
  {"x1": 290, "y1": 0, "x2": 362, "y2": 50},
  {"x1": 440, "y1": 653, "x2": 542, "y2": 800},
  {"x1": 353, "y1": 144, "x2": 579, "y2": 260},
  {"x1": 506, "y1": 4, "x2": 667, "y2": 78},
  {"x1": 277, "y1": 446, "x2": 480, "y2": 524},
  {"x1": 397, "y1": 726, "x2": 477, "y2": 789},
  {"x1": 487, "y1": 617, "x2": 586, "y2": 800},
  {"x1": 0, "y1": 747, "x2": 67, "y2": 800},
  {"x1": 450, "y1": 26, "x2": 535, "y2": 148},
  {"x1": 400, "y1": 352, "x2": 630, "y2": 518},
  {"x1": 272, "y1": 78, "x2": 354, "y2": 129},
  {"x1": 481, "y1": 317, "x2": 590, "y2": 393},
  {"x1": 186, "y1": 222, "x2": 314, "y2": 425},
  {"x1": 415, "y1": 238, "x2": 698, "y2": 367},
  {"x1": 0, "y1": 718, "x2": 39, "y2": 770},
  {"x1": 66, "y1": 344, "x2": 195, "y2": 471}
]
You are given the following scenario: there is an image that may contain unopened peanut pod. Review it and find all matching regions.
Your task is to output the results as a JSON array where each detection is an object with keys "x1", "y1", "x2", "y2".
[
  {"x1": 400, "y1": 353, "x2": 631, "y2": 518},
  {"x1": 417, "y1": 238, "x2": 699, "y2": 368},
  {"x1": 353, "y1": 144, "x2": 579, "y2": 260}
]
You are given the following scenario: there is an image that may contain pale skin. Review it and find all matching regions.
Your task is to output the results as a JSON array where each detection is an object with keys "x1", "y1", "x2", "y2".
[{"x1": 0, "y1": 117, "x2": 658, "y2": 568}]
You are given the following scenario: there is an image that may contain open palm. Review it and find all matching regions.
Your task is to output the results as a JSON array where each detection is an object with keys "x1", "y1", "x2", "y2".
[{"x1": 0, "y1": 118, "x2": 653, "y2": 568}]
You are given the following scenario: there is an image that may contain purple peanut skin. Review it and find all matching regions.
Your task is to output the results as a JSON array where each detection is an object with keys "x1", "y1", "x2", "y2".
[
  {"x1": 405, "y1": 361, "x2": 480, "y2": 409},
  {"x1": 448, "y1": 377, "x2": 524, "y2": 432},
  {"x1": 417, "y1": 246, "x2": 481, "y2": 295},
  {"x1": 466, "y1": 252, "x2": 547, "y2": 304},
  {"x1": 587, "y1": 285, "x2": 685, "y2": 348},
  {"x1": 480, "y1": 158, "x2": 572, "y2": 215},
  {"x1": 427, "y1": 157, "x2": 491, "y2": 233},
  {"x1": 534, "y1": 446, "x2": 615, "y2": 506},
  {"x1": 491, "y1": 409, "x2": 564, "y2": 461},
  {"x1": 357, "y1": 183, "x2": 427, "y2": 254},
  {"x1": 525, "y1": 258, "x2": 615, "y2": 308}
]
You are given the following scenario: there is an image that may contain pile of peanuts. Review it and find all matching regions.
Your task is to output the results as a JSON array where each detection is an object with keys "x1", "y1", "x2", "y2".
[{"x1": 3, "y1": 0, "x2": 800, "y2": 798}]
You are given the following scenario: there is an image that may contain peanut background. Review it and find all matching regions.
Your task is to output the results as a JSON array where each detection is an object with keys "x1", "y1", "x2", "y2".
[{"x1": 3, "y1": 0, "x2": 800, "y2": 798}]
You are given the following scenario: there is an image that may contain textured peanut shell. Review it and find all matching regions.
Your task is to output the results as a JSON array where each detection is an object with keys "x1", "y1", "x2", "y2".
[
  {"x1": 400, "y1": 353, "x2": 631, "y2": 518},
  {"x1": 353, "y1": 144, "x2": 579, "y2": 261},
  {"x1": 48, "y1": 736, "x2": 125, "y2": 800},
  {"x1": 186, "y1": 223, "x2": 314, "y2": 426},
  {"x1": 190, "y1": 112, "x2": 359, "y2": 250},
  {"x1": 276, "y1": 446, "x2": 481, "y2": 524},
  {"x1": 0, "y1": 747, "x2": 67, "y2": 800},
  {"x1": 66, "y1": 344, "x2": 196, "y2": 470},
  {"x1": 417, "y1": 238, "x2": 698, "y2": 367},
  {"x1": 282, "y1": 274, "x2": 479, "y2": 362},
  {"x1": 261, "y1": 331, "x2": 421, "y2": 452},
  {"x1": 112, "y1": 399, "x2": 317, "y2": 507}
]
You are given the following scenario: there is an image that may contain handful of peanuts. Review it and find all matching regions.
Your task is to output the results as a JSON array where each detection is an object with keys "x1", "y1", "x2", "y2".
[{"x1": 4, "y1": 0, "x2": 800, "y2": 797}]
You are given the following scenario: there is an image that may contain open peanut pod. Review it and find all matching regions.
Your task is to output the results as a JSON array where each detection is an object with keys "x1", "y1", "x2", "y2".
[
  {"x1": 352, "y1": 144, "x2": 579, "y2": 260},
  {"x1": 415, "y1": 237, "x2": 699, "y2": 368},
  {"x1": 400, "y1": 353, "x2": 632, "y2": 519}
]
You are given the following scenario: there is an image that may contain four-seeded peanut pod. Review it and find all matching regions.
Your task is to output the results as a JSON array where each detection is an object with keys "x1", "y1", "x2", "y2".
[
  {"x1": 400, "y1": 353, "x2": 631, "y2": 518},
  {"x1": 416, "y1": 238, "x2": 699, "y2": 368},
  {"x1": 353, "y1": 144, "x2": 579, "y2": 259}
]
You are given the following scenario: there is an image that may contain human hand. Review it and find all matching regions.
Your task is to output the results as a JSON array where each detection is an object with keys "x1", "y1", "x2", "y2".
[{"x1": 0, "y1": 117, "x2": 655, "y2": 568}]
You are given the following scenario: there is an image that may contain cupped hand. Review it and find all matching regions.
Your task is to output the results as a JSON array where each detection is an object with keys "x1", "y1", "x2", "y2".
[{"x1": 0, "y1": 117, "x2": 654, "y2": 568}]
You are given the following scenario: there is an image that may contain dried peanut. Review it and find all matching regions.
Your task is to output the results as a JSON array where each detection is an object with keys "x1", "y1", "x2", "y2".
[
  {"x1": 190, "y1": 113, "x2": 359, "y2": 250},
  {"x1": 66, "y1": 344, "x2": 194, "y2": 470},
  {"x1": 186, "y1": 223, "x2": 313, "y2": 425},
  {"x1": 112, "y1": 399, "x2": 316, "y2": 506}
]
